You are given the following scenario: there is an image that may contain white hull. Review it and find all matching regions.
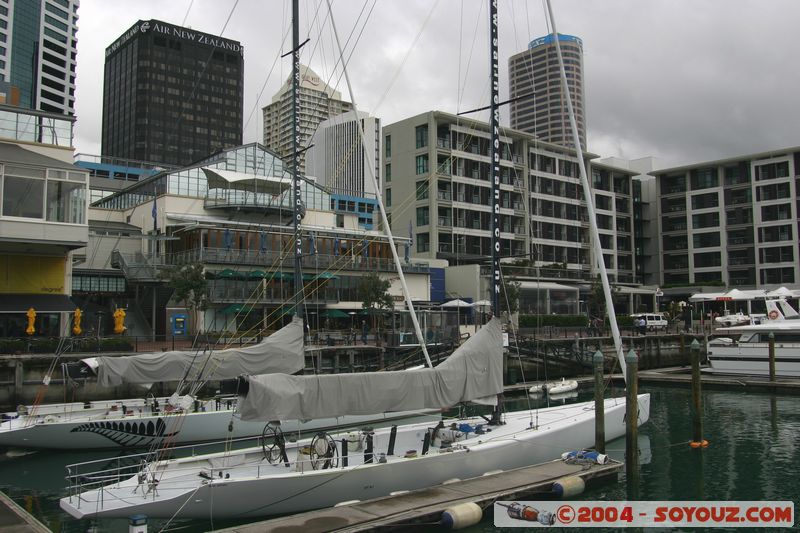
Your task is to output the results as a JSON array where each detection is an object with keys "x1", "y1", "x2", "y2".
[
  {"x1": 0, "y1": 398, "x2": 432, "y2": 450},
  {"x1": 61, "y1": 395, "x2": 650, "y2": 520},
  {"x1": 707, "y1": 344, "x2": 800, "y2": 377}
]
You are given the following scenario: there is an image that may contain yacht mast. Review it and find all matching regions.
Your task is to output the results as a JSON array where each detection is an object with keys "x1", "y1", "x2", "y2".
[
  {"x1": 489, "y1": 0, "x2": 501, "y2": 318},
  {"x1": 544, "y1": 0, "x2": 627, "y2": 382},
  {"x1": 291, "y1": 0, "x2": 303, "y2": 320}
]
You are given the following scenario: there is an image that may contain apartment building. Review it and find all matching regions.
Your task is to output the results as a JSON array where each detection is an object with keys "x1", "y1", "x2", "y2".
[
  {"x1": 383, "y1": 111, "x2": 641, "y2": 314},
  {"x1": 653, "y1": 148, "x2": 800, "y2": 290}
]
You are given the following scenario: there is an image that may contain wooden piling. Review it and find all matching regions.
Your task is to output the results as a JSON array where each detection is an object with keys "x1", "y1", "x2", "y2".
[
  {"x1": 625, "y1": 349, "x2": 639, "y2": 498},
  {"x1": 768, "y1": 332, "x2": 776, "y2": 382},
  {"x1": 594, "y1": 350, "x2": 605, "y2": 453},
  {"x1": 680, "y1": 333, "x2": 686, "y2": 365},
  {"x1": 690, "y1": 339, "x2": 707, "y2": 448}
]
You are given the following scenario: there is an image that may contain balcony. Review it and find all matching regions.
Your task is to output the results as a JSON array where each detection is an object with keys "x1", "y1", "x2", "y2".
[
  {"x1": 437, "y1": 137, "x2": 451, "y2": 149},
  {"x1": 437, "y1": 190, "x2": 452, "y2": 201},
  {"x1": 438, "y1": 216, "x2": 452, "y2": 227},
  {"x1": 164, "y1": 248, "x2": 430, "y2": 274}
]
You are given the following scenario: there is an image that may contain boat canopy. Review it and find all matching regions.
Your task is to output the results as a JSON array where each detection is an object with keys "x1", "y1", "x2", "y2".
[
  {"x1": 86, "y1": 318, "x2": 304, "y2": 387},
  {"x1": 237, "y1": 317, "x2": 503, "y2": 421}
]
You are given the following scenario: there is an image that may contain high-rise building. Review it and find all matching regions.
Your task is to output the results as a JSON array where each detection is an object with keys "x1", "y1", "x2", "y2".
[
  {"x1": 0, "y1": 0, "x2": 80, "y2": 115},
  {"x1": 102, "y1": 20, "x2": 243, "y2": 167},
  {"x1": 262, "y1": 65, "x2": 353, "y2": 174},
  {"x1": 305, "y1": 110, "x2": 381, "y2": 197},
  {"x1": 509, "y1": 33, "x2": 586, "y2": 150}
]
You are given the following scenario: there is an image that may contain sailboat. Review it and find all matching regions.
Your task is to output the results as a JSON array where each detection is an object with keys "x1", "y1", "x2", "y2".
[
  {"x1": 60, "y1": 0, "x2": 649, "y2": 520},
  {"x1": 0, "y1": 318, "x2": 429, "y2": 450}
]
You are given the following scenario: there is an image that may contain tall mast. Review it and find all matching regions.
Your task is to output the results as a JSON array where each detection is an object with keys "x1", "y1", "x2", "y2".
[
  {"x1": 489, "y1": 0, "x2": 501, "y2": 318},
  {"x1": 291, "y1": 0, "x2": 303, "y2": 320},
  {"x1": 544, "y1": 0, "x2": 627, "y2": 382}
]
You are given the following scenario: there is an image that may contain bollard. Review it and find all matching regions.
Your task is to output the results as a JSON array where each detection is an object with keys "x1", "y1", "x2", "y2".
[
  {"x1": 593, "y1": 350, "x2": 605, "y2": 453},
  {"x1": 768, "y1": 332, "x2": 776, "y2": 382},
  {"x1": 625, "y1": 349, "x2": 639, "y2": 500},
  {"x1": 689, "y1": 339, "x2": 708, "y2": 448},
  {"x1": 128, "y1": 514, "x2": 147, "y2": 533}
]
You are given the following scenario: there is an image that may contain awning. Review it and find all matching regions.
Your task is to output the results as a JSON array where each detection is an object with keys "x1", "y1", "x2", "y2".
[
  {"x1": 322, "y1": 309, "x2": 349, "y2": 319},
  {"x1": 614, "y1": 286, "x2": 657, "y2": 295},
  {"x1": 202, "y1": 168, "x2": 290, "y2": 195},
  {"x1": 220, "y1": 304, "x2": 256, "y2": 315},
  {"x1": 516, "y1": 281, "x2": 578, "y2": 291},
  {"x1": 0, "y1": 294, "x2": 76, "y2": 313}
]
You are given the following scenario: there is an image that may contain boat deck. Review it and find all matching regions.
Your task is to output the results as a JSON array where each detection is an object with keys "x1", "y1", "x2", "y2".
[{"x1": 211, "y1": 458, "x2": 622, "y2": 532}]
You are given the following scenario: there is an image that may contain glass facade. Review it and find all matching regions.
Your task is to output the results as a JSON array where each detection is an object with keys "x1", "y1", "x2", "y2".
[
  {"x1": 0, "y1": 164, "x2": 86, "y2": 223},
  {"x1": 9, "y1": 0, "x2": 41, "y2": 108}
]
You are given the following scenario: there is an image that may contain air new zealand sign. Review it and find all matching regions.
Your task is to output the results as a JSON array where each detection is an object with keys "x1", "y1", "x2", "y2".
[{"x1": 106, "y1": 19, "x2": 243, "y2": 57}]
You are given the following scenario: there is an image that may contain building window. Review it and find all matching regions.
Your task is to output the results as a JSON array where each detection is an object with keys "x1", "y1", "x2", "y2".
[
  {"x1": 415, "y1": 124, "x2": 428, "y2": 149},
  {"x1": 755, "y1": 161, "x2": 789, "y2": 181},
  {"x1": 415, "y1": 180, "x2": 429, "y2": 200},
  {"x1": 385, "y1": 163, "x2": 391, "y2": 182},
  {"x1": 690, "y1": 167, "x2": 718, "y2": 190},
  {"x1": 415, "y1": 154, "x2": 429, "y2": 175},
  {"x1": 2, "y1": 175, "x2": 44, "y2": 218},
  {"x1": 416, "y1": 206, "x2": 429, "y2": 226},
  {"x1": 416, "y1": 232, "x2": 430, "y2": 253},
  {"x1": 385, "y1": 135, "x2": 391, "y2": 158},
  {"x1": 385, "y1": 188, "x2": 391, "y2": 207},
  {"x1": 46, "y1": 178, "x2": 86, "y2": 224}
]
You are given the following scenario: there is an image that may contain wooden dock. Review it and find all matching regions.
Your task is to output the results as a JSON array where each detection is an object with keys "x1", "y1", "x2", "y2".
[
  {"x1": 504, "y1": 366, "x2": 800, "y2": 395},
  {"x1": 212, "y1": 459, "x2": 622, "y2": 533},
  {"x1": 0, "y1": 491, "x2": 49, "y2": 533}
]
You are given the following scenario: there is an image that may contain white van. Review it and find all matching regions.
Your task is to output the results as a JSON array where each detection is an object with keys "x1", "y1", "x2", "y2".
[{"x1": 632, "y1": 313, "x2": 668, "y2": 331}]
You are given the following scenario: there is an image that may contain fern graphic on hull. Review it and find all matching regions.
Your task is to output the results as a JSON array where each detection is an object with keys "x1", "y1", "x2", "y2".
[{"x1": 70, "y1": 418, "x2": 178, "y2": 447}]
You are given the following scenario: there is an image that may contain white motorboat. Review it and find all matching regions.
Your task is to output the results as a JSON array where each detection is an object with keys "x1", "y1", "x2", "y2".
[
  {"x1": 707, "y1": 299, "x2": 800, "y2": 377},
  {"x1": 529, "y1": 377, "x2": 579, "y2": 396},
  {"x1": 714, "y1": 312, "x2": 750, "y2": 327}
]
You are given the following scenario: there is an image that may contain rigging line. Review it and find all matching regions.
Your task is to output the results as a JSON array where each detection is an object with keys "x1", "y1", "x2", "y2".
[
  {"x1": 456, "y1": 0, "x2": 485, "y2": 110},
  {"x1": 370, "y1": 0, "x2": 440, "y2": 114},
  {"x1": 499, "y1": 266, "x2": 535, "y2": 421},
  {"x1": 544, "y1": 0, "x2": 626, "y2": 383},
  {"x1": 456, "y1": 92, "x2": 535, "y2": 115},
  {"x1": 325, "y1": 0, "x2": 431, "y2": 366},
  {"x1": 175, "y1": 0, "x2": 241, "y2": 134},
  {"x1": 242, "y1": 24, "x2": 291, "y2": 133},
  {"x1": 180, "y1": 0, "x2": 194, "y2": 27}
]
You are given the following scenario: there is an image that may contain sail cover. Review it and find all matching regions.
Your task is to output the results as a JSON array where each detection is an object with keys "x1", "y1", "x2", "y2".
[
  {"x1": 237, "y1": 317, "x2": 503, "y2": 421},
  {"x1": 88, "y1": 318, "x2": 304, "y2": 387}
]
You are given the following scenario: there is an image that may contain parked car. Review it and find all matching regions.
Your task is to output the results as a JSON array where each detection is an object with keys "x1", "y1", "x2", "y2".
[{"x1": 632, "y1": 313, "x2": 669, "y2": 331}]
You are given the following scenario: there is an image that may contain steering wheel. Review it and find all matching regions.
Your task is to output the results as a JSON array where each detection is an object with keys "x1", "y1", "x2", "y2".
[
  {"x1": 260, "y1": 422, "x2": 285, "y2": 463},
  {"x1": 309, "y1": 432, "x2": 339, "y2": 470}
]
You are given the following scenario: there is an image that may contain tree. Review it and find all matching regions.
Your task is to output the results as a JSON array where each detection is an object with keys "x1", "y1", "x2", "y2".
[
  {"x1": 359, "y1": 273, "x2": 393, "y2": 344},
  {"x1": 500, "y1": 279, "x2": 521, "y2": 316},
  {"x1": 166, "y1": 263, "x2": 207, "y2": 333}
]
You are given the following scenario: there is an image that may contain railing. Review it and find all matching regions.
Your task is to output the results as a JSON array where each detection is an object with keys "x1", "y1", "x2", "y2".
[
  {"x1": 151, "y1": 248, "x2": 430, "y2": 274},
  {"x1": 438, "y1": 217, "x2": 451, "y2": 227},
  {"x1": 437, "y1": 191, "x2": 451, "y2": 201},
  {"x1": 111, "y1": 250, "x2": 161, "y2": 282}
]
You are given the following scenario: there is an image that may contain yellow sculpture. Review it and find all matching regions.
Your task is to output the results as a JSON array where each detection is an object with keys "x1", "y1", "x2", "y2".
[
  {"x1": 25, "y1": 308, "x2": 36, "y2": 335},
  {"x1": 113, "y1": 308, "x2": 126, "y2": 334},
  {"x1": 72, "y1": 307, "x2": 82, "y2": 336}
]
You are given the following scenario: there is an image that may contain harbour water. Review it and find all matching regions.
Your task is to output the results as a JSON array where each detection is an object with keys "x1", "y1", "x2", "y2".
[{"x1": 1, "y1": 384, "x2": 798, "y2": 532}]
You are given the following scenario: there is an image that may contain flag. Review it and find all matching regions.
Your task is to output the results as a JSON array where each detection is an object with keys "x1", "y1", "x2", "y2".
[
  {"x1": 260, "y1": 231, "x2": 267, "y2": 252},
  {"x1": 309, "y1": 233, "x2": 316, "y2": 255},
  {"x1": 334, "y1": 237, "x2": 340, "y2": 256},
  {"x1": 362, "y1": 239, "x2": 368, "y2": 258},
  {"x1": 224, "y1": 228, "x2": 232, "y2": 250}
]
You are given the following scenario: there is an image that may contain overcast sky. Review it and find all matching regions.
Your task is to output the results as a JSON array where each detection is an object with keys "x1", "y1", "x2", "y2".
[{"x1": 74, "y1": 0, "x2": 800, "y2": 169}]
